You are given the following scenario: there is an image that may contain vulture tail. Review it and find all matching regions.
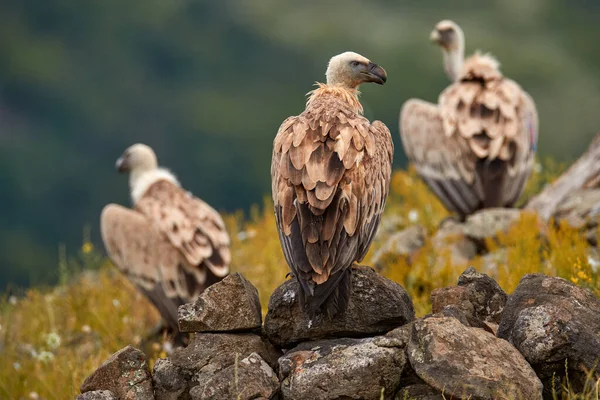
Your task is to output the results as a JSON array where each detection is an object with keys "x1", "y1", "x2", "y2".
[{"x1": 299, "y1": 268, "x2": 352, "y2": 319}]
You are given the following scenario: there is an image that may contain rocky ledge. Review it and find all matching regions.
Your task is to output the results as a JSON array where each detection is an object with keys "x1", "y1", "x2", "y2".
[{"x1": 78, "y1": 267, "x2": 600, "y2": 400}]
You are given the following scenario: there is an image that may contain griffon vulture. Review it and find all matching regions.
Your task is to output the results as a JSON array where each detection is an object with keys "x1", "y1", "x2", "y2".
[
  {"x1": 271, "y1": 51, "x2": 393, "y2": 317},
  {"x1": 400, "y1": 20, "x2": 538, "y2": 219},
  {"x1": 100, "y1": 143, "x2": 230, "y2": 332}
]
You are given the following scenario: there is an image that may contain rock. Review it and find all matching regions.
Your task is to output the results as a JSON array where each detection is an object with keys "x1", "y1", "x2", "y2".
[
  {"x1": 395, "y1": 365, "x2": 443, "y2": 400},
  {"x1": 463, "y1": 208, "x2": 523, "y2": 243},
  {"x1": 190, "y1": 352, "x2": 279, "y2": 400},
  {"x1": 153, "y1": 332, "x2": 281, "y2": 397},
  {"x1": 497, "y1": 274, "x2": 600, "y2": 396},
  {"x1": 554, "y1": 188, "x2": 600, "y2": 246},
  {"x1": 396, "y1": 384, "x2": 443, "y2": 400},
  {"x1": 178, "y1": 273, "x2": 262, "y2": 333},
  {"x1": 371, "y1": 225, "x2": 426, "y2": 267},
  {"x1": 80, "y1": 345, "x2": 154, "y2": 400},
  {"x1": 408, "y1": 316, "x2": 543, "y2": 400},
  {"x1": 431, "y1": 219, "x2": 477, "y2": 265},
  {"x1": 431, "y1": 267, "x2": 507, "y2": 327},
  {"x1": 76, "y1": 391, "x2": 118, "y2": 400},
  {"x1": 279, "y1": 336, "x2": 406, "y2": 399},
  {"x1": 153, "y1": 358, "x2": 188, "y2": 400},
  {"x1": 264, "y1": 266, "x2": 415, "y2": 347}
]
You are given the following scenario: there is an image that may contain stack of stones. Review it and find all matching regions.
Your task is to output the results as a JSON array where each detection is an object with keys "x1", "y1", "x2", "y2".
[{"x1": 78, "y1": 266, "x2": 600, "y2": 400}]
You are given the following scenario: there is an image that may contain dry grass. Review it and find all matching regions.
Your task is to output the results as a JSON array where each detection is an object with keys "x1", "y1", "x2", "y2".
[{"x1": 1, "y1": 160, "x2": 599, "y2": 399}]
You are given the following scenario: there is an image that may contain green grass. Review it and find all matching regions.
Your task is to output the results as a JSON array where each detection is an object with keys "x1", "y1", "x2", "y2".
[{"x1": 1, "y1": 161, "x2": 599, "y2": 399}]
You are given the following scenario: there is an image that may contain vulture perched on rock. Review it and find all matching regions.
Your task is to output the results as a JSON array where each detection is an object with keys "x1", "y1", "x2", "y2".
[
  {"x1": 100, "y1": 143, "x2": 230, "y2": 332},
  {"x1": 271, "y1": 51, "x2": 393, "y2": 317},
  {"x1": 400, "y1": 20, "x2": 539, "y2": 220}
]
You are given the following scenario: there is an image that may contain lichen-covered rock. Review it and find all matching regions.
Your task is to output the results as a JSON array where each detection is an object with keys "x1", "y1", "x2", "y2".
[
  {"x1": 153, "y1": 332, "x2": 281, "y2": 398},
  {"x1": 190, "y1": 352, "x2": 279, "y2": 400},
  {"x1": 76, "y1": 390, "x2": 118, "y2": 400},
  {"x1": 152, "y1": 358, "x2": 188, "y2": 400},
  {"x1": 80, "y1": 345, "x2": 154, "y2": 400},
  {"x1": 178, "y1": 273, "x2": 262, "y2": 333},
  {"x1": 408, "y1": 316, "x2": 543, "y2": 400},
  {"x1": 497, "y1": 274, "x2": 600, "y2": 397},
  {"x1": 279, "y1": 336, "x2": 406, "y2": 399},
  {"x1": 431, "y1": 267, "x2": 507, "y2": 332},
  {"x1": 264, "y1": 266, "x2": 415, "y2": 347},
  {"x1": 463, "y1": 208, "x2": 523, "y2": 243},
  {"x1": 371, "y1": 225, "x2": 426, "y2": 267}
]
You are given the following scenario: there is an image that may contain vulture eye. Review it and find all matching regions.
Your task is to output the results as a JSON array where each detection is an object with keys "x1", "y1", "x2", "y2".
[{"x1": 350, "y1": 61, "x2": 360, "y2": 67}]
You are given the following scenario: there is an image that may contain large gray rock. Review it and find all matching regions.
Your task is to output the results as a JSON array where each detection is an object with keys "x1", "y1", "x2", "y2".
[
  {"x1": 408, "y1": 316, "x2": 543, "y2": 400},
  {"x1": 279, "y1": 336, "x2": 406, "y2": 399},
  {"x1": 497, "y1": 274, "x2": 600, "y2": 397},
  {"x1": 190, "y1": 352, "x2": 279, "y2": 400},
  {"x1": 264, "y1": 266, "x2": 415, "y2": 347},
  {"x1": 431, "y1": 218, "x2": 477, "y2": 265},
  {"x1": 178, "y1": 273, "x2": 262, "y2": 333},
  {"x1": 371, "y1": 224, "x2": 426, "y2": 268},
  {"x1": 80, "y1": 345, "x2": 154, "y2": 400},
  {"x1": 152, "y1": 358, "x2": 188, "y2": 400},
  {"x1": 76, "y1": 391, "x2": 118, "y2": 400},
  {"x1": 431, "y1": 267, "x2": 508, "y2": 329},
  {"x1": 153, "y1": 332, "x2": 281, "y2": 398}
]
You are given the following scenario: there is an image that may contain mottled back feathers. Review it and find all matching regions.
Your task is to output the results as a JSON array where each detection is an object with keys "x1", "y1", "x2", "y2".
[{"x1": 272, "y1": 84, "x2": 393, "y2": 316}]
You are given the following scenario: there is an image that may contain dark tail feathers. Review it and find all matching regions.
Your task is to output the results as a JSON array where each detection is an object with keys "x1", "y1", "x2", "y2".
[{"x1": 299, "y1": 268, "x2": 352, "y2": 319}]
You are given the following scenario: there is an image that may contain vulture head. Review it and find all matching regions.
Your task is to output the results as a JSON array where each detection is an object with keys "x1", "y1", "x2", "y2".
[
  {"x1": 430, "y1": 20, "x2": 464, "y2": 51},
  {"x1": 430, "y1": 20, "x2": 465, "y2": 82},
  {"x1": 325, "y1": 51, "x2": 387, "y2": 89},
  {"x1": 116, "y1": 143, "x2": 158, "y2": 174}
]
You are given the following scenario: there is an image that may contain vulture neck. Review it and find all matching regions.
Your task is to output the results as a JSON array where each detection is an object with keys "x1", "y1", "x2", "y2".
[
  {"x1": 442, "y1": 45, "x2": 464, "y2": 82},
  {"x1": 130, "y1": 168, "x2": 180, "y2": 203},
  {"x1": 307, "y1": 83, "x2": 363, "y2": 114}
]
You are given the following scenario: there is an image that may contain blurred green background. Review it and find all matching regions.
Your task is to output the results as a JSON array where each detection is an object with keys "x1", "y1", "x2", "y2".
[{"x1": 1, "y1": 0, "x2": 599, "y2": 290}]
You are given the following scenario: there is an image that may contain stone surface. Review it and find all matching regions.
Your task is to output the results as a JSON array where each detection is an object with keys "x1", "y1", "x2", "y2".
[
  {"x1": 463, "y1": 208, "x2": 522, "y2": 238},
  {"x1": 431, "y1": 267, "x2": 508, "y2": 328},
  {"x1": 76, "y1": 391, "x2": 118, "y2": 400},
  {"x1": 80, "y1": 345, "x2": 154, "y2": 400},
  {"x1": 371, "y1": 224, "x2": 426, "y2": 267},
  {"x1": 554, "y1": 188, "x2": 600, "y2": 246},
  {"x1": 152, "y1": 358, "x2": 188, "y2": 400},
  {"x1": 279, "y1": 336, "x2": 406, "y2": 400},
  {"x1": 264, "y1": 266, "x2": 415, "y2": 347},
  {"x1": 178, "y1": 273, "x2": 262, "y2": 333},
  {"x1": 497, "y1": 274, "x2": 600, "y2": 396},
  {"x1": 152, "y1": 332, "x2": 281, "y2": 398},
  {"x1": 396, "y1": 384, "x2": 443, "y2": 400},
  {"x1": 431, "y1": 218, "x2": 477, "y2": 265},
  {"x1": 190, "y1": 352, "x2": 279, "y2": 400},
  {"x1": 408, "y1": 316, "x2": 543, "y2": 400}
]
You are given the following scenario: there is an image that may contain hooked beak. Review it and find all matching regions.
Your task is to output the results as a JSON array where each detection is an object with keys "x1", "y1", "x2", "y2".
[
  {"x1": 363, "y1": 62, "x2": 387, "y2": 85},
  {"x1": 115, "y1": 156, "x2": 129, "y2": 173},
  {"x1": 430, "y1": 29, "x2": 441, "y2": 43}
]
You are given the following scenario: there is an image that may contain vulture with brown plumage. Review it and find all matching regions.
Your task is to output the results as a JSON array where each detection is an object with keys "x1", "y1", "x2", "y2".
[
  {"x1": 400, "y1": 20, "x2": 539, "y2": 220},
  {"x1": 100, "y1": 144, "x2": 230, "y2": 332},
  {"x1": 271, "y1": 51, "x2": 393, "y2": 317}
]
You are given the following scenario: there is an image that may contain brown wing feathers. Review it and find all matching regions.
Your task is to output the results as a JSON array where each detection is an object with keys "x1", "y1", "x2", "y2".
[
  {"x1": 400, "y1": 55, "x2": 538, "y2": 218},
  {"x1": 273, "y1": 90, "x2": 393, "y2": 317}
]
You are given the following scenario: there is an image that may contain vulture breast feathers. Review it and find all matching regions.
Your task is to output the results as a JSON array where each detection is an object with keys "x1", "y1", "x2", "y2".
[
  {"x1": 272, "y1": 52, "x2": 393, "y2": 317},
  {"x1": 100, "y1": 144, "x2": 230, "y2": 331},
  {"x1": 400, "y1": 22, "x2": 538, "y2": 218}
]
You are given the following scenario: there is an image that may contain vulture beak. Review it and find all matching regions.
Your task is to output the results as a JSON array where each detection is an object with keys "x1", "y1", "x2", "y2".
[
  {"x1": 363, "y1": 62, "x2": 387, "y2": 85},
  {"x1": 430, "y1": 29, "x2": 441, "y2": 43},
  {"x1": 115, "y1": 156, "x2": 129, "y2": 173}
]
